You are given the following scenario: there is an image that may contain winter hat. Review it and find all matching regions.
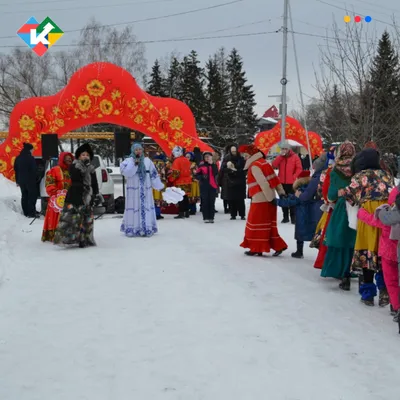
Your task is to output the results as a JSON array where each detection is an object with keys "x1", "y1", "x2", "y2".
[
  {"x1": 186, "y1": 151, "x2": 194, "y2": 161},
  {"x1": 202, "y1": 151, "x2": 213, "y2": 160},
  {"x1": 298, "y1": 170, "x2": 311, "y2": 179},
  {"x1": 172, "y1": 146, "x2": 183, "y2": 158},
  {"x1": 312, "y1": 152, "x2": 327, "y2": 172},
  {"x1": 352, "y1": 148, "x2": 381, "y2": 174},
  {"x1": 75, "y1": 143, "x2": 94, "y2": 160},
  {"x1": 23, "y1": 143, "x2": 33, "y2": 150},
  {"x1": 153, "y1": 152, "x2": 166, "y2": 161}
]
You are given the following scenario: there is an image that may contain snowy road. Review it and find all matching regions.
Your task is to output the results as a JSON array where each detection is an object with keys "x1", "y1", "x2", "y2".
[{"x1": 0, "y1": 200, "x2": 399, "y2": 400}]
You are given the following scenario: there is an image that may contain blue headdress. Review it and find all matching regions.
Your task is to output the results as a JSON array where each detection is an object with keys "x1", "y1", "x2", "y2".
[
  {"x1": 130, "y1": 143, "x2": 146, "y2": 178},
  {"x1": 185, "y1": 151, "x2": 194, "y2": 162}
]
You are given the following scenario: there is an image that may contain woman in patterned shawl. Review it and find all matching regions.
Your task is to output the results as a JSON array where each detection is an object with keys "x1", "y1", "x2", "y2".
[
  {"x1": 321, "y1": 142, "x2": 357, "y2": 289},
  {"x1": 344, "y1": 148, "x2": 393, "y2": 306}
]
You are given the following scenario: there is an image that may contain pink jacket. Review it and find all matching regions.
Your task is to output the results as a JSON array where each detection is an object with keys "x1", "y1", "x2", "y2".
[{"x1": 357, "y1": 187, "x2": 398, "y2": 262}]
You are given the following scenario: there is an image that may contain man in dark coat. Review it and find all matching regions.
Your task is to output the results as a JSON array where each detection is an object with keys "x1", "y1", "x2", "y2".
[
  {"x1": 14, "y1": 143, "x2": 38, "y2": 218},
  {"x1": 218, "y1": 144, "x2": 247, "y2": 220}
]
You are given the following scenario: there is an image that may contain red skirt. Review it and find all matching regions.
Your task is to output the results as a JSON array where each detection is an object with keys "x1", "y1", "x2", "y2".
[
  {"x1": 42, "y1": 206, "x2": 61, "y2": 242},
  {"x1": 240, "y1": 202, "x2": 287, "y2": 253},
  {"x1": 314, "y1": 209, "x2": 332, "y2": 269}
]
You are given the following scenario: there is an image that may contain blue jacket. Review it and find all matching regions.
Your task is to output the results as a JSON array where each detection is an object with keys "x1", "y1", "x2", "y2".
[{"x1": 277, "y1": 172, "x2": 323, "y2": 241}]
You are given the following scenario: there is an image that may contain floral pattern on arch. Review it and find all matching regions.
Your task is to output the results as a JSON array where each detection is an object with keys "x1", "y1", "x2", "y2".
[
  {"x1": 254, "y1": 116, "x2": 323, "y2": 159},
  {"x1": 0, "y1": 62, "x2": 213, "y2": 181}
]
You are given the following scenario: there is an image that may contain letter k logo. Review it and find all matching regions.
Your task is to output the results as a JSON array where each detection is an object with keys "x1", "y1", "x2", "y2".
[{"x1": 30, "y1": 22, "x2": 54, "y2": 45}]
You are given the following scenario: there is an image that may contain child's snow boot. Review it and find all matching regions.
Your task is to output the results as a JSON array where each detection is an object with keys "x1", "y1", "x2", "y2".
[
  {"x1": 393, "y1": 310, "x2": 400, "y2": 323},
  {"x1": 375, "y1": 271, "x2": 390, "y2": 307},
  {"x1": 359, "y1": 282, "x2": 377, "y2": 306}
]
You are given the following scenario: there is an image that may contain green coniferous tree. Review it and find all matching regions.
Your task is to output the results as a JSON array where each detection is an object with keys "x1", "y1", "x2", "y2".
[
  {"x1": 164, "y1": 56, "x2": 182, "y2": 99},
  {"x1": 204, "y1": 54, "x2": 231, "y2": 147},
  {"x1": 226, "y1": 48, "x2": 257, "y2": 143},
  {"x1": 180, "y1": 50, "x2": 206, "y2": 125},
  {"x1": 368, "y1": 30, "x2": 400, "y2": 151},
  {"x1": 147, "y1": 59, "x2": 165, "y2": 97}
]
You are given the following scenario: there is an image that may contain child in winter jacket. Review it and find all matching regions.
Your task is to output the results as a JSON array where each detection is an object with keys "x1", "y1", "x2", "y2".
[
  {"x1": 376, "y1": 190, "x2": 400, "y2": 333},
  {"x1": 195, "y1": 152, "x2": 219, "y2": 223},
  {"x1": 276, "y1": 167, "x2": 324, "y2": 259},
  {"x1": 358, "y1": 186, "x2": 399, "y2": 321}
]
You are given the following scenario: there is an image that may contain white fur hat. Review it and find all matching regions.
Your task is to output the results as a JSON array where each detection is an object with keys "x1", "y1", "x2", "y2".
[{"x1": 172, "y1": 146, "x2": 183, "y2": 158}]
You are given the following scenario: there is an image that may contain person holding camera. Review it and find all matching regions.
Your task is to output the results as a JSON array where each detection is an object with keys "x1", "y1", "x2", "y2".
[
  {"x1": 120, "y1": 143, "x2": 164, "y2": 237},
  {"x1": 54, "y1": 143, "x2": 100, "y2": 248}
]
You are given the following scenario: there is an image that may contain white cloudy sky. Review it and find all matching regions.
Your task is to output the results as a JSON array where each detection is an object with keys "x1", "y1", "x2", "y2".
[{"x1": 1, "y1": 0, "x2": 400, "y2": 116}]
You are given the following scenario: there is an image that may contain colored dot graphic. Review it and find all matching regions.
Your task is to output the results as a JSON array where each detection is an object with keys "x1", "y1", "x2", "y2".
[{"x1": 344, "y1": 15, "x2": 372, "y2": 23}]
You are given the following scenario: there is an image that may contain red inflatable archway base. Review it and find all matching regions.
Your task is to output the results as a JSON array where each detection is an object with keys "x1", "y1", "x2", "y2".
[
  {"x1": 254, "y1": 116, "x2": 323, "y2": 158},
  {"x1": 0, "y1": 62, "x2": 213, "y2": 181}
]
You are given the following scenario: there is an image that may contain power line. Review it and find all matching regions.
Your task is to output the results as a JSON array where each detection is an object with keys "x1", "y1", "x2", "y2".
[
  {"x1": 0, "y1": 31, "x2": 280, "y2": 49},
  {"x1": 0, "y1": 0, "x2": 76, "y2": 6},
  {"x1": 349, "y1": 0, "x2": 400, "y2": 15},
  {"x1": 0, "y1": 0, "x2": 243, "y2": 40},
  {"x1": 170, "y1": 18, "x2": 276, "y2": 40},
  {"x1": 1, "y1": 0, "x2": 188, "y2": 15}
]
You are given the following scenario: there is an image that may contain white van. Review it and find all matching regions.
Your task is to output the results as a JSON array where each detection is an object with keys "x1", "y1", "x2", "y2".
[{"x1": 39, "y1": 155, "x2": 115, "y2": 214}]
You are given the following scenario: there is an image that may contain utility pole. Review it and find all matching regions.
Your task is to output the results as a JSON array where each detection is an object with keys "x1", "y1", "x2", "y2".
[{"x1": 280, "y1": 0, "x2": 289, "y2": 143}]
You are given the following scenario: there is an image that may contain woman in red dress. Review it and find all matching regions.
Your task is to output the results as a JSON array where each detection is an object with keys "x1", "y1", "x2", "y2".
[
  {"x1": 239, "y1": 144, "x2": 287, "y2": 257},
  {"x1": 41, "y1": 152, "x2": 73, "y2": 242}
]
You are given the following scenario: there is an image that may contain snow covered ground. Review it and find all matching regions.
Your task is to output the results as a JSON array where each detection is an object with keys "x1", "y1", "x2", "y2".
[{"x1": 0, "y1": 180, "x2": 400, "y2": 400}]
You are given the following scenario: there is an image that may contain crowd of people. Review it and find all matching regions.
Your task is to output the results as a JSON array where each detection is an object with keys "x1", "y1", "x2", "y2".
[{"x1": 11, "y1": 138, "x2": 400, "y2": 334}]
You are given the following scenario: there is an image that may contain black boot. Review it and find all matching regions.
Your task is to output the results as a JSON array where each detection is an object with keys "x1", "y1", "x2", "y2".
[
  {"x1": 291, "y1": 241, "x2": 304, "y2": 259},
  {"x1": 245, "y1": 251, "x2": 263, "y2": 256},
  {"x1": 175, "y1": 213, "x2": 185, "y2": 219},
  {"x1": 185, "y1": 211, "x2": 190, "y2": 218},
  {"x1": 156, "y1": 215, "x2": 164, "y2": 220},
  {"x1": 273, "y1": 248, "x2": 287, "y2": 257},
  {"x1": 339, "y1": 277, "x2": 351, "y2": 291}
]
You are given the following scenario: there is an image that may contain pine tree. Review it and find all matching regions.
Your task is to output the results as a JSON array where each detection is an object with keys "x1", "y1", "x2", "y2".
[
  {"x1": 204, "y1": 54, "x2": 231, "y2": 147},
  {"x1": 226, "y1": 48, "x2": 257, "y2": 143},
  {"x1": 147, "y1": 59, "x2": 165, "y2": 97},
  {"x1": 368, "y1": 30, "x2": 400, "y2": 151},
  {"x1": 164, "y1": 56, "x2": 182, "y2": 98},
  {"x1": 180, "y1": 50, "x2": 206, "y2": 124},
  {"x1": 324, "y1": 84, "x2": 346, "y2": 144}
]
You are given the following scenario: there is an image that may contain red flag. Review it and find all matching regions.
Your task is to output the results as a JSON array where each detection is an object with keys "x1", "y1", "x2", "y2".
[{"x1": 262, "y1": 105, "x2": 279, "y2": 118}]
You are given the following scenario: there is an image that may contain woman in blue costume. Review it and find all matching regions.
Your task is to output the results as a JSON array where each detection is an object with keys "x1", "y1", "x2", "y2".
[{"x1": 120, "y1": 143, "x2": 164, "y2": 237}]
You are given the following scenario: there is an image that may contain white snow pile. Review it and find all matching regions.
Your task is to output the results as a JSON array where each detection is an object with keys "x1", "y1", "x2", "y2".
[
  {"x1": 0, "y1": 174, "x2": 21, "y2": 214},
  {"x1": 0, "y1": 175, "x2": 22, "y2": 286}
]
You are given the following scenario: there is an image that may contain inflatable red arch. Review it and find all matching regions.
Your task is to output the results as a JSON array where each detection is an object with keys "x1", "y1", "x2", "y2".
[
  {"x1": 0, "y1": 62, "x2": 213, "y2": 181},
  {"x1": 254, "y1": 116, "x2": 323, "y2": 158}
]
